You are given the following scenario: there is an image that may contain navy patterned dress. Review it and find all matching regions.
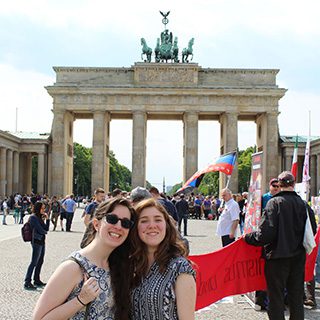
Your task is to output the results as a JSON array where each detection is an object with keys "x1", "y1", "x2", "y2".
[
  {"x1": 66, "y1": 251, "x2": 115, "y2": 320},
  {"x1": 131, "y1": 256, "x2": 196, "y2": 320}
]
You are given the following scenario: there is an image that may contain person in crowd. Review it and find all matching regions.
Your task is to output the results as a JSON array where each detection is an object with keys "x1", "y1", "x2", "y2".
[
  {"x1": 188, "y1": 192, "x2": 195, "y2": 219},
  {"x1": 20, "y1": 194, "x2": 30, "y2": 224},
  {"x1": 80, "y1": 188, "x2": 106, "y2": 248},
  {"x1": 244, "y1": 171, "x2": 317, "y2": 320},
  {"x1": 62, "y1": 194, "x2": 77, "y2": 232},
  {"x1": 1, "y1": 198, "x2": 8, "y2": 225},
  {"x1": 50, "y1": 196, "x2": 61, "y2": 231},
  {"x1": 237, "y1": 193, "x2": 246, "y2": 234},
  {"x1": 216, "y1": 188, "x2": 240, "y2": 247},
  {"x1": 59, "y1": 195, "x2": 68, "y2": 231},
  {"x1": 130, "y1": 186, "x2": 152, "y2": 207},
  {"x1": 175, "y1": 193, "x2": 189, "y2": 236},
  {"x1": 215, "y1": 196, "x2": 221, "y2": 219},
  {"x1": 111, "y1": 188, "x2": 122, "y2": 199},
  {"x1": 33, "y1": 198, "x2": 136, "y2": 320},
  {"x1": 13, "y1": 200, "x2": 20, "y2": 224},
  {"x1": 83, "y1": 188, "x2": 105, "y2": 227},
  {"x1": 130, "y1": 198, "x2": 196, "y2": 319},
  {"x1": 262, "y1": 178, "x2": 280, "y2": 208},
  {"x1": 149, "y1": 186, "x2": 178, "y2": 222},
  {"x1": 202, "y1": 195, "x2": 212, "y2": 219},
  {"x1": 24, "y1": 201, "x2": 50, "y2": 290},
  {"x1": 194, "y1": 194, "x2": 203, "y2": 219}
]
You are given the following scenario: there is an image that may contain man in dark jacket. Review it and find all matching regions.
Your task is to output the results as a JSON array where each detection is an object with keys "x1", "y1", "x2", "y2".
[
  {"x1": 175, "y1": 194, "x2": 189, "y2": 236},
  {"x1": 244, "y1": 171, "x2": 317, "y2": 320}
]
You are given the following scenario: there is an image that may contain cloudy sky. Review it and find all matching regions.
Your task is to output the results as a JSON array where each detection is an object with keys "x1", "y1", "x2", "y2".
[{"x1": 0, "y1": 0, "x2": 319, "y2": 187}]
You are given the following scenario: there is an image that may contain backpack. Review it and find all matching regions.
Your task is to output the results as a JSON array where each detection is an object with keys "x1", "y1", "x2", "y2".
[{"x1": 21, "y1": 220, "x2": 33, "y2": 242}]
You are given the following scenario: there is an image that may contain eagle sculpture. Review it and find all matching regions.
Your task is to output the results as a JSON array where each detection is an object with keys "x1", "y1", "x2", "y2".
[{"x1": 159, "y1": 11, "x2": 170, "y2": 18}]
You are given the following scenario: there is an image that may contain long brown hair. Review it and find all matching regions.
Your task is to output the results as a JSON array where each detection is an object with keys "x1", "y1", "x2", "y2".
[
  {"x1": 81, "y1": 198, "x2": 136, "y2": 320},
  {"x1": 130, "y1": 198, "x2": 187, "y2": 287}
]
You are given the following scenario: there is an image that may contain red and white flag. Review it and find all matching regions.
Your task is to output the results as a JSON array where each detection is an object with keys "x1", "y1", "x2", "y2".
[
  {"x1": 291, "y1": 135, "x2": 298, "y2": 180},
  {"x1": 302, "y1": 136, "x2": 311, "y2": 182}
]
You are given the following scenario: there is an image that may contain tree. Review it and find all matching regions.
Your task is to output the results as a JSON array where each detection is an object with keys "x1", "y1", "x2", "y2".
[
  {"x1": 198, "y1": 171, "x2": 219, "y2": 196},
  {"x1": 237, "y1": 146, "x2": 255, "y2": 192},
  {"x1": 109, "y1": 151, "x2": 131, "y2": 191},
  {"x1": 73, "y1": 142, "x2": 92, "y2": 196}
]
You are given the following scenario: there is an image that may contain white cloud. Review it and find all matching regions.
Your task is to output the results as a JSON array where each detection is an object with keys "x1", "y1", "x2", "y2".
[
  {"x1": 0, "y1": 64, "x2": 54, "y2": 133},
  {"x1": 279, "y1": 90, "x2": 320, "y2": 137}
]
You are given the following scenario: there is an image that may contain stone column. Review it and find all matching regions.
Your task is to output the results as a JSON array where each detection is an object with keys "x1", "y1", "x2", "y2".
[
  {"x1": 285, "y1": 155, "x2": 292, "y2": 172},
  {"x1": 256, "y1": 112, "x2": 279, "y2": 193},
  {"x1": 6, "y1": 149, "x2": 13, "y2": 196},
  {"x1": 25, "y1": 153, "x2": 33, "y2": 194},
  {"x1": 132, "y1": 111, "x2": 147, "y2": 188},
  {"x1": 47, "y1": 146, "x2": 52, "y2": 196},
  {"x1": 91, "y1": 111, "x2": 110, "y2": 193},
  {"x1": 13, "y1": 151, "x2": 19, "y2": 194},
  {"x1": 51, "y1": 111, "x2": 65, "y2": 196},
  {"x1": 310, "y1": 155, "x2": 317, "y2": 196},
  {"x1": 183, "y1": 112, "x2": 198, "y2": 184},
  {"x1": 37, "y1": 153, "x2": 45, "y2": 194},
  {"x1": 51, "y1": 111, "x2": 74, "y2": 196},
  {"x1": 219, "y1": 112, "x2": 238, "y2": 193},
  {"x1": 0, "y1": 147, "x2": 7, "y2": 197}
]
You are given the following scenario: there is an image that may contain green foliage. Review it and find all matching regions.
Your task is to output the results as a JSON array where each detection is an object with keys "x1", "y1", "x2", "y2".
[
  {"x1": 238, "y1": 146, "x2": 255, "y2": 192},
  {"x1": 109, "y1": 151, "x2": 131, "y2": 191},
  {"x1": 73, "y1": 142, "x2": 92, "y2": 196},
  {"x1": 167, "y1": 183, "x2": 183, "y2": 196},
  {"x1": 198, "y1": 171, "x2": 219, "y2": 196}
]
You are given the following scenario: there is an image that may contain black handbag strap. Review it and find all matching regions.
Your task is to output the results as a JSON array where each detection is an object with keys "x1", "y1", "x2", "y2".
[{"x1": 67, "y1": 256, "x2": 91, "y2": 320}]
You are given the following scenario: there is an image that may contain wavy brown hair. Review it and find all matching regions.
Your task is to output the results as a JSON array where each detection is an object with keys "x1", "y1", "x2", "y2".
[
  {"x1": 81, "y1": 198, "x2": 136, "y2": 320},
  {"x1": 130, "y1": 198, "x2": 187, "y2": 288}
]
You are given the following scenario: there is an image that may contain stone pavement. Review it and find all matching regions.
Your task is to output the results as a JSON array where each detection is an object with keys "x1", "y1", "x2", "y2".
[{"x1": 0, "y1": 209, "x2": 319, "y2": 319}]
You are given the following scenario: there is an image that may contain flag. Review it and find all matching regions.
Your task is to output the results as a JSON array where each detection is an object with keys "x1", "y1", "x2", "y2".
[
  {"x1": 178, "y1": 152, "x2": 237, "y2": 192},
  {"x1": 302, "y1": 136, "x2": 311, "y2": 182},
  {"x1": 291, "y1": 135, "x2": 298, "y2": 180}
]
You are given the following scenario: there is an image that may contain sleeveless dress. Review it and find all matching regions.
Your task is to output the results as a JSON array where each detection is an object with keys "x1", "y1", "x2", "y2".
[
  {"x1": 131, "y1": 256, "x2": 196, "y2": 320},
  {"x1": 66, "y1": 251, "x2": 115, "y2": 320}
]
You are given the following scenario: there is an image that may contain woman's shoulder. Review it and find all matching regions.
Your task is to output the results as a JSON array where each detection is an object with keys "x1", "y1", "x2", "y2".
[
  {"x1": 169, "y1": 256, "x2": 195, "y2": 274},
  {"x1": 66, "y1": 251, "x2": 99, "y2": 275},
  {"x1": 60, "y1": 252, "x2": 85, "y2": 278}
]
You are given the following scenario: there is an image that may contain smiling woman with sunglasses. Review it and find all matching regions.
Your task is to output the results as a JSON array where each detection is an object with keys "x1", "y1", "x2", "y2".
[{"x1": 33, "y1": 198, "x2": 136, "y2": 320}]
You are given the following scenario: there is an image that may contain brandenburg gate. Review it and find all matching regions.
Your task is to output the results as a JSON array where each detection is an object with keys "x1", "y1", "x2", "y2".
[{"x1": 46, "y1": 63, "x2": 286, "y2": 196}]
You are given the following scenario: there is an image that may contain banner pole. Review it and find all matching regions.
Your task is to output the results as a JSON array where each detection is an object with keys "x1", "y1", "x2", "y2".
[{"x1": 225, "y1": 175, "x2": 231, "y2": 189}]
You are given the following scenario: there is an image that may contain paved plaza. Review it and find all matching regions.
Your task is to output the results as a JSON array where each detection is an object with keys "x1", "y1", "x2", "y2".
[{"x1": 0, "y1": 208, "x2": 319, "y2": 319}]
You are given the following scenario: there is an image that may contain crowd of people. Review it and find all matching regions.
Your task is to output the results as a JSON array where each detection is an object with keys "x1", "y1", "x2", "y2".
[{"x1": 1, "y1": 170, "x2": 320, "y2": 319}]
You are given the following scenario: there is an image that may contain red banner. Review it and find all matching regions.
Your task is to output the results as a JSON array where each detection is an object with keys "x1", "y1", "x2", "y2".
[
  {"x1": 190, "y1": 239, "x2": 266, "y2": 310},
  {"x1": 190, "y1": 228, "x2": 320, "y2": 311}
]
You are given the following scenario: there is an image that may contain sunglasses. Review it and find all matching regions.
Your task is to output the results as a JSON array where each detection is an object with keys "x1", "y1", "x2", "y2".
[
  {"x1": 271, "y1": 185, "x2": 279, "y2": 188},
  {"x1": 105, "y1": 213, "x2": 133, "y2": 229}
]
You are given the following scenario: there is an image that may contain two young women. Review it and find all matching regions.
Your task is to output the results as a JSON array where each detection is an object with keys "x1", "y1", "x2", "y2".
[{"x1": 33, "y1": 197, "x2": 196, "y2": 319}]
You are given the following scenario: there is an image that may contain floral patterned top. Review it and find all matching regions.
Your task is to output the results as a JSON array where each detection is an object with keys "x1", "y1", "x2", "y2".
[
  {"x1": 66, "y1": 251, "x2": 115, "y2": 320},
  {"x1": 131, "y1": 256, "x2": 196, "y2": 320}
]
